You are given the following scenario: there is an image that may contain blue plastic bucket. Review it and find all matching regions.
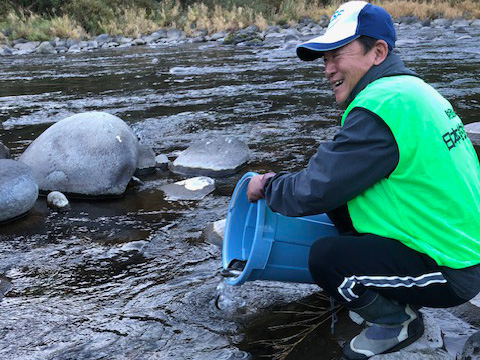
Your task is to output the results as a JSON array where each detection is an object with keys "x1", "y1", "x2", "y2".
[{"x1": 222, "y1": 172, "x2": 338, "y2": 286}]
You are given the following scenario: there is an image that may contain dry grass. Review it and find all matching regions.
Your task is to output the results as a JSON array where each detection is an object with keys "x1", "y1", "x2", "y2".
[
  {"x1": 49, "y1": 15, "x2": 87, "y2": 40},
  {"x1": 184, "y1": 3, "x2": 270, "y2": 34},
  {"x1": 374, "y1": 0, "x2": 480, "y2": 19},
  {"x1": 273, "y1": 0, "x2": 338, "y2": 24},
  {"x1": 0, "y1": 0, "x2": 479, "y2": 41},
  {"x1": 99, "y1": 7, "x2": 158, "y2": 37},
  {"x1": 254, "y1": 292, "x2": 343, "y2": 360},
  {"x1": 0, "y1": 11, "x2": 87, "y2": 41}
]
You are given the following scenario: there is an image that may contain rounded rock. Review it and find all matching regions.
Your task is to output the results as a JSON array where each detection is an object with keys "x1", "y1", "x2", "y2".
[
  {"x1": 47, "y1": 191, "x2": 70, "y2": 210},
  {"x1": 19, "y1": 111, "x2": 139, "y2": 197},
  {"x1": 0, "y1": 159, "x2": 38, "y2": 223},
  {"x1": 36, "y1": 41, "x2": 56, "y2": 54},
  {"x1": 155, "y1": 154, "x2": 169, "y2": 170}
]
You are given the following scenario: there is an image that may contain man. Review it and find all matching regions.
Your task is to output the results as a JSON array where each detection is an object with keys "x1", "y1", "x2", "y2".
[{"x1": 247, "y1": 1, "x2": 480, "y2": 359}]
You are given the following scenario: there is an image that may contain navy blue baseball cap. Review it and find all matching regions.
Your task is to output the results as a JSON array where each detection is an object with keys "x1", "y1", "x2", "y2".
[{"x1": 297, "y1": 1, "x2": 396, "y2": 61}]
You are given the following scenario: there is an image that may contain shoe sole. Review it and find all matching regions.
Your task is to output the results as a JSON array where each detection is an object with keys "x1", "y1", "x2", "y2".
[{"x1": 383, "y1": 318, "x2": 425, "y2": 354}]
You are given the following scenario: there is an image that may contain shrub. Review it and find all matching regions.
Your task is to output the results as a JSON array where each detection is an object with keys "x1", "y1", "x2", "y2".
[
  {"x1": 62, "y1": 0, "x2": 114, "y2": 35},
  {"x1": 49, "y1": 14, "x2": 87, "y2": 39},
  {"x1": 99, "y1": 7, "x2": 158, "y2": 37}
]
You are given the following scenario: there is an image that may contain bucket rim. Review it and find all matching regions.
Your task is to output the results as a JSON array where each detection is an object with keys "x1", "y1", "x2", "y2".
[{"x1": 223, "y1": 172, "x2": 270, "y2": 285}]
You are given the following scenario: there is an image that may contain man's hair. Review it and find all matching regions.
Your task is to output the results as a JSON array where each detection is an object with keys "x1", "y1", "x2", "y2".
[{"x1": 358, "y1": 36, "x2": 379, "y2": 54}]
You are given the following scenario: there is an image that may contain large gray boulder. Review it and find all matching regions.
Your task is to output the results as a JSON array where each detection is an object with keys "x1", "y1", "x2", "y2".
[
  {"x1": 19, "y1": 112, "x2": 139, "y2": 197},
  {"x1": 171, "y1": 137, "x2": 250, "y2": 177},
  {"x1": 0, "y1": 159, "x2": 38, "y2": 223}
]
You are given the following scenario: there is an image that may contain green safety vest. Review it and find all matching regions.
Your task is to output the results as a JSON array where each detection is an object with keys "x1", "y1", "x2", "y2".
[{"x1": 342, "y1": 75, "x2": 480, "y2": 269}]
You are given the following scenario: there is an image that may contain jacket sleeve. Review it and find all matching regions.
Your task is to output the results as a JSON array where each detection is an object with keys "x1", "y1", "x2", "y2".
[{"x1": 264, "y1": 108, "x2": 399, "y2": 217}]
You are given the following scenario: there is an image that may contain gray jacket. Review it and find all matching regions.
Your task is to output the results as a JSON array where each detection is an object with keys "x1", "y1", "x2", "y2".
[{"x1": 265, "y1": 52, "x2": 416, "y2": 216}]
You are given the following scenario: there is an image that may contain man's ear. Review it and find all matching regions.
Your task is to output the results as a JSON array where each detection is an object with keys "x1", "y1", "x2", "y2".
[{"x1": 373, "y1": 40, "x2": 389, "y2": 65}]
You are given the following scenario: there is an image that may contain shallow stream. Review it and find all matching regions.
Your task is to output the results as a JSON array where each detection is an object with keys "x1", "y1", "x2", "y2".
[{"x1": 0, "y1": 23, "x2": 479, "y2": 360}]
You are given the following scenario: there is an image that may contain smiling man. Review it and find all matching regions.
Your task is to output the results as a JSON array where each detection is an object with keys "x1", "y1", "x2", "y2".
[{"x1": 247, "y1": 1, "x2": 480, "y2": 359}]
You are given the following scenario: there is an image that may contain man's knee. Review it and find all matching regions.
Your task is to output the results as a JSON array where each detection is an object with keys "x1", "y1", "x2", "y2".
[{"x1": 308, "y1": 236, "x2": 339, "y2": 274}]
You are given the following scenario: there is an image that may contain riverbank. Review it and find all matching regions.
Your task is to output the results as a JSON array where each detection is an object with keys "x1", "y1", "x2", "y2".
[
  {"x1": 0, "y1": 0, "x2": 480, "y2": 45},
  {"x1": 1, "y1": 14, "x2": 480, "y2": 57}
]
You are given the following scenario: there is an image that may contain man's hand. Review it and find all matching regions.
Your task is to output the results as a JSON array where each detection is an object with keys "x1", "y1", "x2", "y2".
[{"x1": 247, "y1": 173, "x2": 276, "y2": 202}]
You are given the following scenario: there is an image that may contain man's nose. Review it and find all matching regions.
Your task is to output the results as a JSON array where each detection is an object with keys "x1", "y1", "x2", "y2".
[{"x1": 324, "y1": 61, "x2": 336, "y2": 78}]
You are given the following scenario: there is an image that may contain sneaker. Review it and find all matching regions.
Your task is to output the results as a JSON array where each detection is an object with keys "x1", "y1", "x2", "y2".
[{"x1": 342, "y1": 304, "x2": 424, "y2": 360}]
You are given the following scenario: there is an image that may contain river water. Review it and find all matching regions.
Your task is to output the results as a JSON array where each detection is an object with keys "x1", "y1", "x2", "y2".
[{"x1": 0, "y1": 23, "x2": 479, "y2": 360}]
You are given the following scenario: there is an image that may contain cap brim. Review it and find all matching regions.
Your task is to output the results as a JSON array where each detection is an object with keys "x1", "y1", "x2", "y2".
[{"x1": 296, "y1": 34, "x2": 360, "y2": 61}]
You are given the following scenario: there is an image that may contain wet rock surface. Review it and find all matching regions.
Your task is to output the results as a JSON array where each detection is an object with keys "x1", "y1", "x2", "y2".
[
  {"x1": 171, "y1": 137, "x2": 250, "y2": 177},
  {"x1": 0, "y1": 140, "x2": 10, "y2": 158},
  {"x1": 0, "y1": 159, "x2": 38, "y2": 222},
  {"x1": 19, "y1": 111, "x2": 139, "y2": 197},
  {"x1": 466, "y1": 122, "x2": 480, "y2": 145},
  {"x1": 135, "y1": 144, "x2": 157, "y2": 175},
  {"x1": 462, "y1": 330, "x2": 480, "y2": 360},
  {"x1": 160, "y1": 176, "x2": 216, "y2": 201},
  {"x1": 203, "y1": 218, "x2": 226, "y2": 247}
]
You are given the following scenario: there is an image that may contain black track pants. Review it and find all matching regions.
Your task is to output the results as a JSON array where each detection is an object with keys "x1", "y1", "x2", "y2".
[{"x1": 308, "y1": 234, "x2": 467, "y2": 309}]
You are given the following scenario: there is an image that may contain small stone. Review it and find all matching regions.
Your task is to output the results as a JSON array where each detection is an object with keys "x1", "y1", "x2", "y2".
[
  {"x1": 432, "y1": 19, "x2": 449, "y2": 27},
  {"x1": 210, "y1": 31, "x2": 227, "y2": 40},
  {"x1": 67, "y1": 45, "x2": 81, "y2": 53},
  {"x1": 47, "y1": 191, "x2": 70, "y2": 211},
  {"x1": 155, "y1": 154, "x2": 169, "y2": 170},
  {"x1": 202, "y1": 218, "x2": 226, "y2": 247},
  {"x1": 135, "y1": 144, "x2": 156, "y2": 176},
  {"x1": 87, "y1": 40, "x2": 99, "y2": 49},
  {"x1": 0, "y1": 46, "x2": 12, "y2": 56},
  {"x1": 264, "y1": 25, "x2": 281, "y2": 35},
  {"x1": 95, "y1": 34, "x2": 113, "y2": 46},
  {"x1": 226, "y1": 351, "x2": 251, "y2": 360},
  {"x1": 133, "y1": 38, "x2": 146, "y2": 46},
  {"x1": 36, "y1": 41, "x2": 56, "y2": 54},
  {"x1": 285, "y1": 34, "x2": 300, "y2": 42}
]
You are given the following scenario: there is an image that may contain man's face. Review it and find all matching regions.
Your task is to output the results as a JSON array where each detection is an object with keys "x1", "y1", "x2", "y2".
[{"x1": 323, "y1": 40, "x2": 378, "y2": 105}]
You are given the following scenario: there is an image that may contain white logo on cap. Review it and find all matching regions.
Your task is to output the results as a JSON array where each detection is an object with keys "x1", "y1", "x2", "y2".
[{"x1": 328, "y1": 9, "x2": 344, "y2": 29}]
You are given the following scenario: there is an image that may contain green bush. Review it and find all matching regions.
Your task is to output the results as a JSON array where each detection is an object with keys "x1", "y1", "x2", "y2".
[{"x1": 63, "y1": 0, "x2": 114, "y2": 34}]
